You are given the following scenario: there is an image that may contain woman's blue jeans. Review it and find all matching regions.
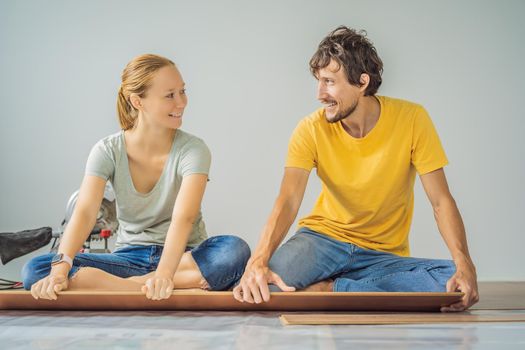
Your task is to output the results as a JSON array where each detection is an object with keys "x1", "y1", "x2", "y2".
[
  {"x1": 269, "y1": 228, "x2": 456, "y2": 292},
  {"x1": 22, "y1": 235, "x2": 250, "y2": 291}
]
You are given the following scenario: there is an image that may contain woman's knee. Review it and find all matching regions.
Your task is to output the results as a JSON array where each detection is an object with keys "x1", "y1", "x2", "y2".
[
  {"x1": 192, "y1": 235, "x2": 251, "y2": 290},
  {"x1": 208, "y1": 235, "x2": 251, "y2": 267},
  {"x1": 21, "y1": 254, "x2": 54, "y2": 290}
]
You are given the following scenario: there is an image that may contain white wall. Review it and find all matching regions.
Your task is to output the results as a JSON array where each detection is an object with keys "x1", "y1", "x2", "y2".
[{"x1": 1, "y1": 0, "x2": 524, "y2": 281}]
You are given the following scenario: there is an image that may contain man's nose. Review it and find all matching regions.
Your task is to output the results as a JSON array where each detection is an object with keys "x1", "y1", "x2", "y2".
[{"x1": 317, "y1": 83, "x2": 327, "y2": 100}]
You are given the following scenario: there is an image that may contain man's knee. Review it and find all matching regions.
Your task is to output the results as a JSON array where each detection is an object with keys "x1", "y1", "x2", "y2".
[
  {"x1": 268, "y1": 231, "x2": 338, "y2": 290},
  {"x1": 268, "y1": 249, "x2": 289, "y2": 278},
  {"x1": 408, "y1": 259, "x2": 456, "y2": 291},
  {"x1": 431, "y1": 259, "x2": 456, "y2": 277},
  {"x1": 419, "y1": 260, "x2": 457, "y2": 292},
  {"x1": 439, "y1": 260, "x2": 457, "y2": 280},
  {"x1": 268, "y1": 246, "x2": 308, "y2": 290}
]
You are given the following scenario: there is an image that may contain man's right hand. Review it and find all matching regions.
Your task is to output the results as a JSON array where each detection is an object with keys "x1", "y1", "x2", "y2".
[
  {"x1": 30, "y1": 272, "x2": 69, "y2": 300},
  {"x1": 233, "y1": 258, "x2": 295, "y2": 303}
]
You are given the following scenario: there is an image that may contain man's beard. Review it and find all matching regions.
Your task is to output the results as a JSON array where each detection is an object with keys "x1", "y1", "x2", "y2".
[{"x1": 326, "y1": 100, "x2": 358, "y2": 123}]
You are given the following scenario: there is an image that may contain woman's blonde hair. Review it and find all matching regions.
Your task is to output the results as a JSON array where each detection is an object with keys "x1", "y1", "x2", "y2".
[{"x1": 117, "y1": 54, "x2": 175, "y2": 130}]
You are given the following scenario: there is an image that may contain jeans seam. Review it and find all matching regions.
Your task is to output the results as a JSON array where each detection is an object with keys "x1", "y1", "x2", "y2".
[
  {"x1": 359, "y1": 269, "x2": 428, "y2": 285},
  {"x1": 216, "y1": 275, "x2": 235, "y2": 289},
  {"x1": 75, "y1": 255, "x2": 138, "y2": 270}
]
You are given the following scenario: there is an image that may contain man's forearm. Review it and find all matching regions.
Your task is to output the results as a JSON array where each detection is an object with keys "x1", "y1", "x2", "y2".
[
  {"x1": 433, "y1": 196, "x2": 474, "y2": 265},
  {"x1": 434, "y1": 195, "x2": 479, "y2": 309},
  {"x1": 249, "y1": 167, "x2": 310, "y2": 265},
  {"x1": 251, "y1": 196, "x2": 301, "y2": 264}
]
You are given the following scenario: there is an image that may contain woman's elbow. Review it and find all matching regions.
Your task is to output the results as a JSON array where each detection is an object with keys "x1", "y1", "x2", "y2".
[{"x1": 171, "y1": 213, "x2": 198, "y2": 226}]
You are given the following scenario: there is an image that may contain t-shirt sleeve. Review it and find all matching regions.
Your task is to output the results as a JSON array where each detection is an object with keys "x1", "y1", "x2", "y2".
[
  {"x1": 285, "y1": 118, "x2": 317, "y2": 171},
  {"x1": 179, "y1": 138, "x2": 212, "y2": 177},
  {"x1": 85, "y1": 140, "x2": 115, "y2": 181},
  {"x1": 411, "y1": 106, "x2": 449, "y2": 175}
]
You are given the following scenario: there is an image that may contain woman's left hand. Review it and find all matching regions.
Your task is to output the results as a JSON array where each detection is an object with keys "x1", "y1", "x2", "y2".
[{"x1": 142, "y1": 272, "x2": 174, "y2": 300}]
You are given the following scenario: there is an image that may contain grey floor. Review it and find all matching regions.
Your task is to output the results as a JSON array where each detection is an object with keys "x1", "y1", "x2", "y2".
[{"x1": 1, "y1": 309, "x2": 525, "y2": 349}]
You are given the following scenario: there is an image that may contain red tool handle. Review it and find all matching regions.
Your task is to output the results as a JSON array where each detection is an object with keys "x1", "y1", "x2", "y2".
[{"x1": 100, "y1": 229, "x2": 111, "y2": 238}]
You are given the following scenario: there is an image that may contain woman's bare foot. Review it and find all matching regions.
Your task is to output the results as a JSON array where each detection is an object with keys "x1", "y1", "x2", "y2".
[
  {"x1": 127, "y1": 274, "x2": 151, "y2": 284},
  {"x1": 126, "y1": 252, "x2": 209, "y2": 289},
  {"x1": 68, "y1": 267, "x2": 143, "y2": 291}
]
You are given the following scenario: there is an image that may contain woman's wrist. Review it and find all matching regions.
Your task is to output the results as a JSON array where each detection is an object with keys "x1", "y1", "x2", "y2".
[
  {"x1": 154, "y1": 267, "x2": 175, "y2": 279},
  {"x1": 50, "y1": 263, "x2": 70, "y2": 277}
]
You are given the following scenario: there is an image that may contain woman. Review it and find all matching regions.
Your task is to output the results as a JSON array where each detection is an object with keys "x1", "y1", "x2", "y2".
[{"x1": 22, "y1": 54, "x2": 250, "y2": 300}]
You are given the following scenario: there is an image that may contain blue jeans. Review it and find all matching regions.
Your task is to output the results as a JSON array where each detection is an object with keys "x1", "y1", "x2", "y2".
[
  {"x1": 269, "y1": 228, "x2": 456, "y2": 292},
  {"x1": 22, "y1": 235, "x2": 250, "y2": 291}
]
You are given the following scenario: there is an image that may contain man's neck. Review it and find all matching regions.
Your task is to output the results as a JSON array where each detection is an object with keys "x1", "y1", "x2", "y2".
[{"x1": 340, "y1": 95, "x2": 381, "y2": 138}]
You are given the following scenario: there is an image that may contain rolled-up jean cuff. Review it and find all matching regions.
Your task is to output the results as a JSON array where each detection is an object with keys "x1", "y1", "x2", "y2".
[
  {"x1": 68, "y1": 265, "x2": 81, "y2": 279},
  {"x1": 190, "y1": 249, "x2": 215, "y2": 290},
  {"x1": 333, "y1": 278, "x2": 343, "y2": 292}
]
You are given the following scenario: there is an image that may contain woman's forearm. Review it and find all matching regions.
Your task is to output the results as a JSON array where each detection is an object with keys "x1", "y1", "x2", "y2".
[
  {"x1": 155, "y1": 218, "x2": 194, "y2": 277},
  {"x1": 51, "y1": 209, "x2": 97, "y2": 276}
]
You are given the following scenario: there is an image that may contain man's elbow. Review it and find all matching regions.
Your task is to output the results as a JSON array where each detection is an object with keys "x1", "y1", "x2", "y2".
[{"x1": 432, "y1": 194, "x2": 457, "y2": 219}]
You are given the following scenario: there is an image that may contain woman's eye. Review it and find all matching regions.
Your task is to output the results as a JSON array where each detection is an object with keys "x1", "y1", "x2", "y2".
[
  {"x1": 181, "y1": 89, "x2": 186, "y2": 95},
  {"x1": 166, "y1": 93, "x2": 175, "y2": 98}
]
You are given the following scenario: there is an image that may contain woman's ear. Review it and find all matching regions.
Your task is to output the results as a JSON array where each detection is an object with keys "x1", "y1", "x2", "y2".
[
  {"x1": 129, "y1": 93, "x2": 142, "y2": 111},
  {"x1": 359, "y1": 73, "x2": 370, "y2": 92}
]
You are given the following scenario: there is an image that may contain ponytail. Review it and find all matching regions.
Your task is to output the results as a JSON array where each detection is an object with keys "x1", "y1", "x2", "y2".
[{"x1": 117, "y1": 86, "x2": 137, "y2": 130}]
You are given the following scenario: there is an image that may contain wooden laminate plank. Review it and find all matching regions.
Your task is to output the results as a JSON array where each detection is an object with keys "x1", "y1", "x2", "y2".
[
  {"x1": 280, "y1": 310, "x2": 525, "y2": 325},
  {"x1": 0, "y1": 290, "x2": 462, "y2": 311},
  {"x1": 474, "y1": 282, "x2": 525, "y2": 310}
]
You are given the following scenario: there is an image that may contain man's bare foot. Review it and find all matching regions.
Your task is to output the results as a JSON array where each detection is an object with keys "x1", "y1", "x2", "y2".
[{"x1": 302, "y1": 279, "x2": 334, "y2": 292}]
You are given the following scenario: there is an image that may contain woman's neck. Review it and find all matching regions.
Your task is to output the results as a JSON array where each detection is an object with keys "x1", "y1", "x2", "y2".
[{"x1": 125, "y1": 124, "x2": 177, "y2": 155}]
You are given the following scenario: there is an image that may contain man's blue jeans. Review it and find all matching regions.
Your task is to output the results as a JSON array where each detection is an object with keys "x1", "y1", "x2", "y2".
[
  {"x1": 269, "y1": 228, "x2": 456, "y2": 292},
  {"x1": 22, "y1": 235, "x2": 250, "y2": 291}
]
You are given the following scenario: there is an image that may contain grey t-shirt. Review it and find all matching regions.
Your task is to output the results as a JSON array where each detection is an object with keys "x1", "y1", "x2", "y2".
[{"x1": 85, "y1": 129, "x2": 211, "y2": 249}]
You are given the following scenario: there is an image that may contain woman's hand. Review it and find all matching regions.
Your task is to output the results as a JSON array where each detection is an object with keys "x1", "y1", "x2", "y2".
[
  {"x1": 142, "y1": 271, "x2": 174, "y2": 300},
  {"x1": 30, "y1": 273, "x2": 69, "y2": 300}
]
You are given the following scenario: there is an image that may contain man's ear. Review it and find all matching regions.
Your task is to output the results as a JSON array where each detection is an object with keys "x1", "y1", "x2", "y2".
[
  {"x1": 359, "y1": 73, "x2": 370, "y2": 92},
  {"x1": 129, "y1": 93, "x2": 142, "y2": 110}
]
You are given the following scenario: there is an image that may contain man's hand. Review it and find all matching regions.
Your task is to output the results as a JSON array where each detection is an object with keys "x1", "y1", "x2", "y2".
[
  {"x1": 233, "y1": 258, "x2": 295, "y2": 303},
  {"x1": 441, "y1": 259, "x2": 479, "y2": 312},
  {"x1": 30, "y1": 273, "x2": 69, "y2": 300},
  {"x1": 142, "y1": 271, "x2": 174, "y2": 300}
]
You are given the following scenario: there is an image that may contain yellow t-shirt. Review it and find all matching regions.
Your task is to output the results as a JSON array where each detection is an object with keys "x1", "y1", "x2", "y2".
[{"x1": 286, "y1": 96, "x2": 448, "y2": 256}]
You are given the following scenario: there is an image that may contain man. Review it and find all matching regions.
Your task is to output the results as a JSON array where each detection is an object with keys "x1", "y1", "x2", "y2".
[{"x1": 233, "y1": 26, "x2": 478, "y2": 312}]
